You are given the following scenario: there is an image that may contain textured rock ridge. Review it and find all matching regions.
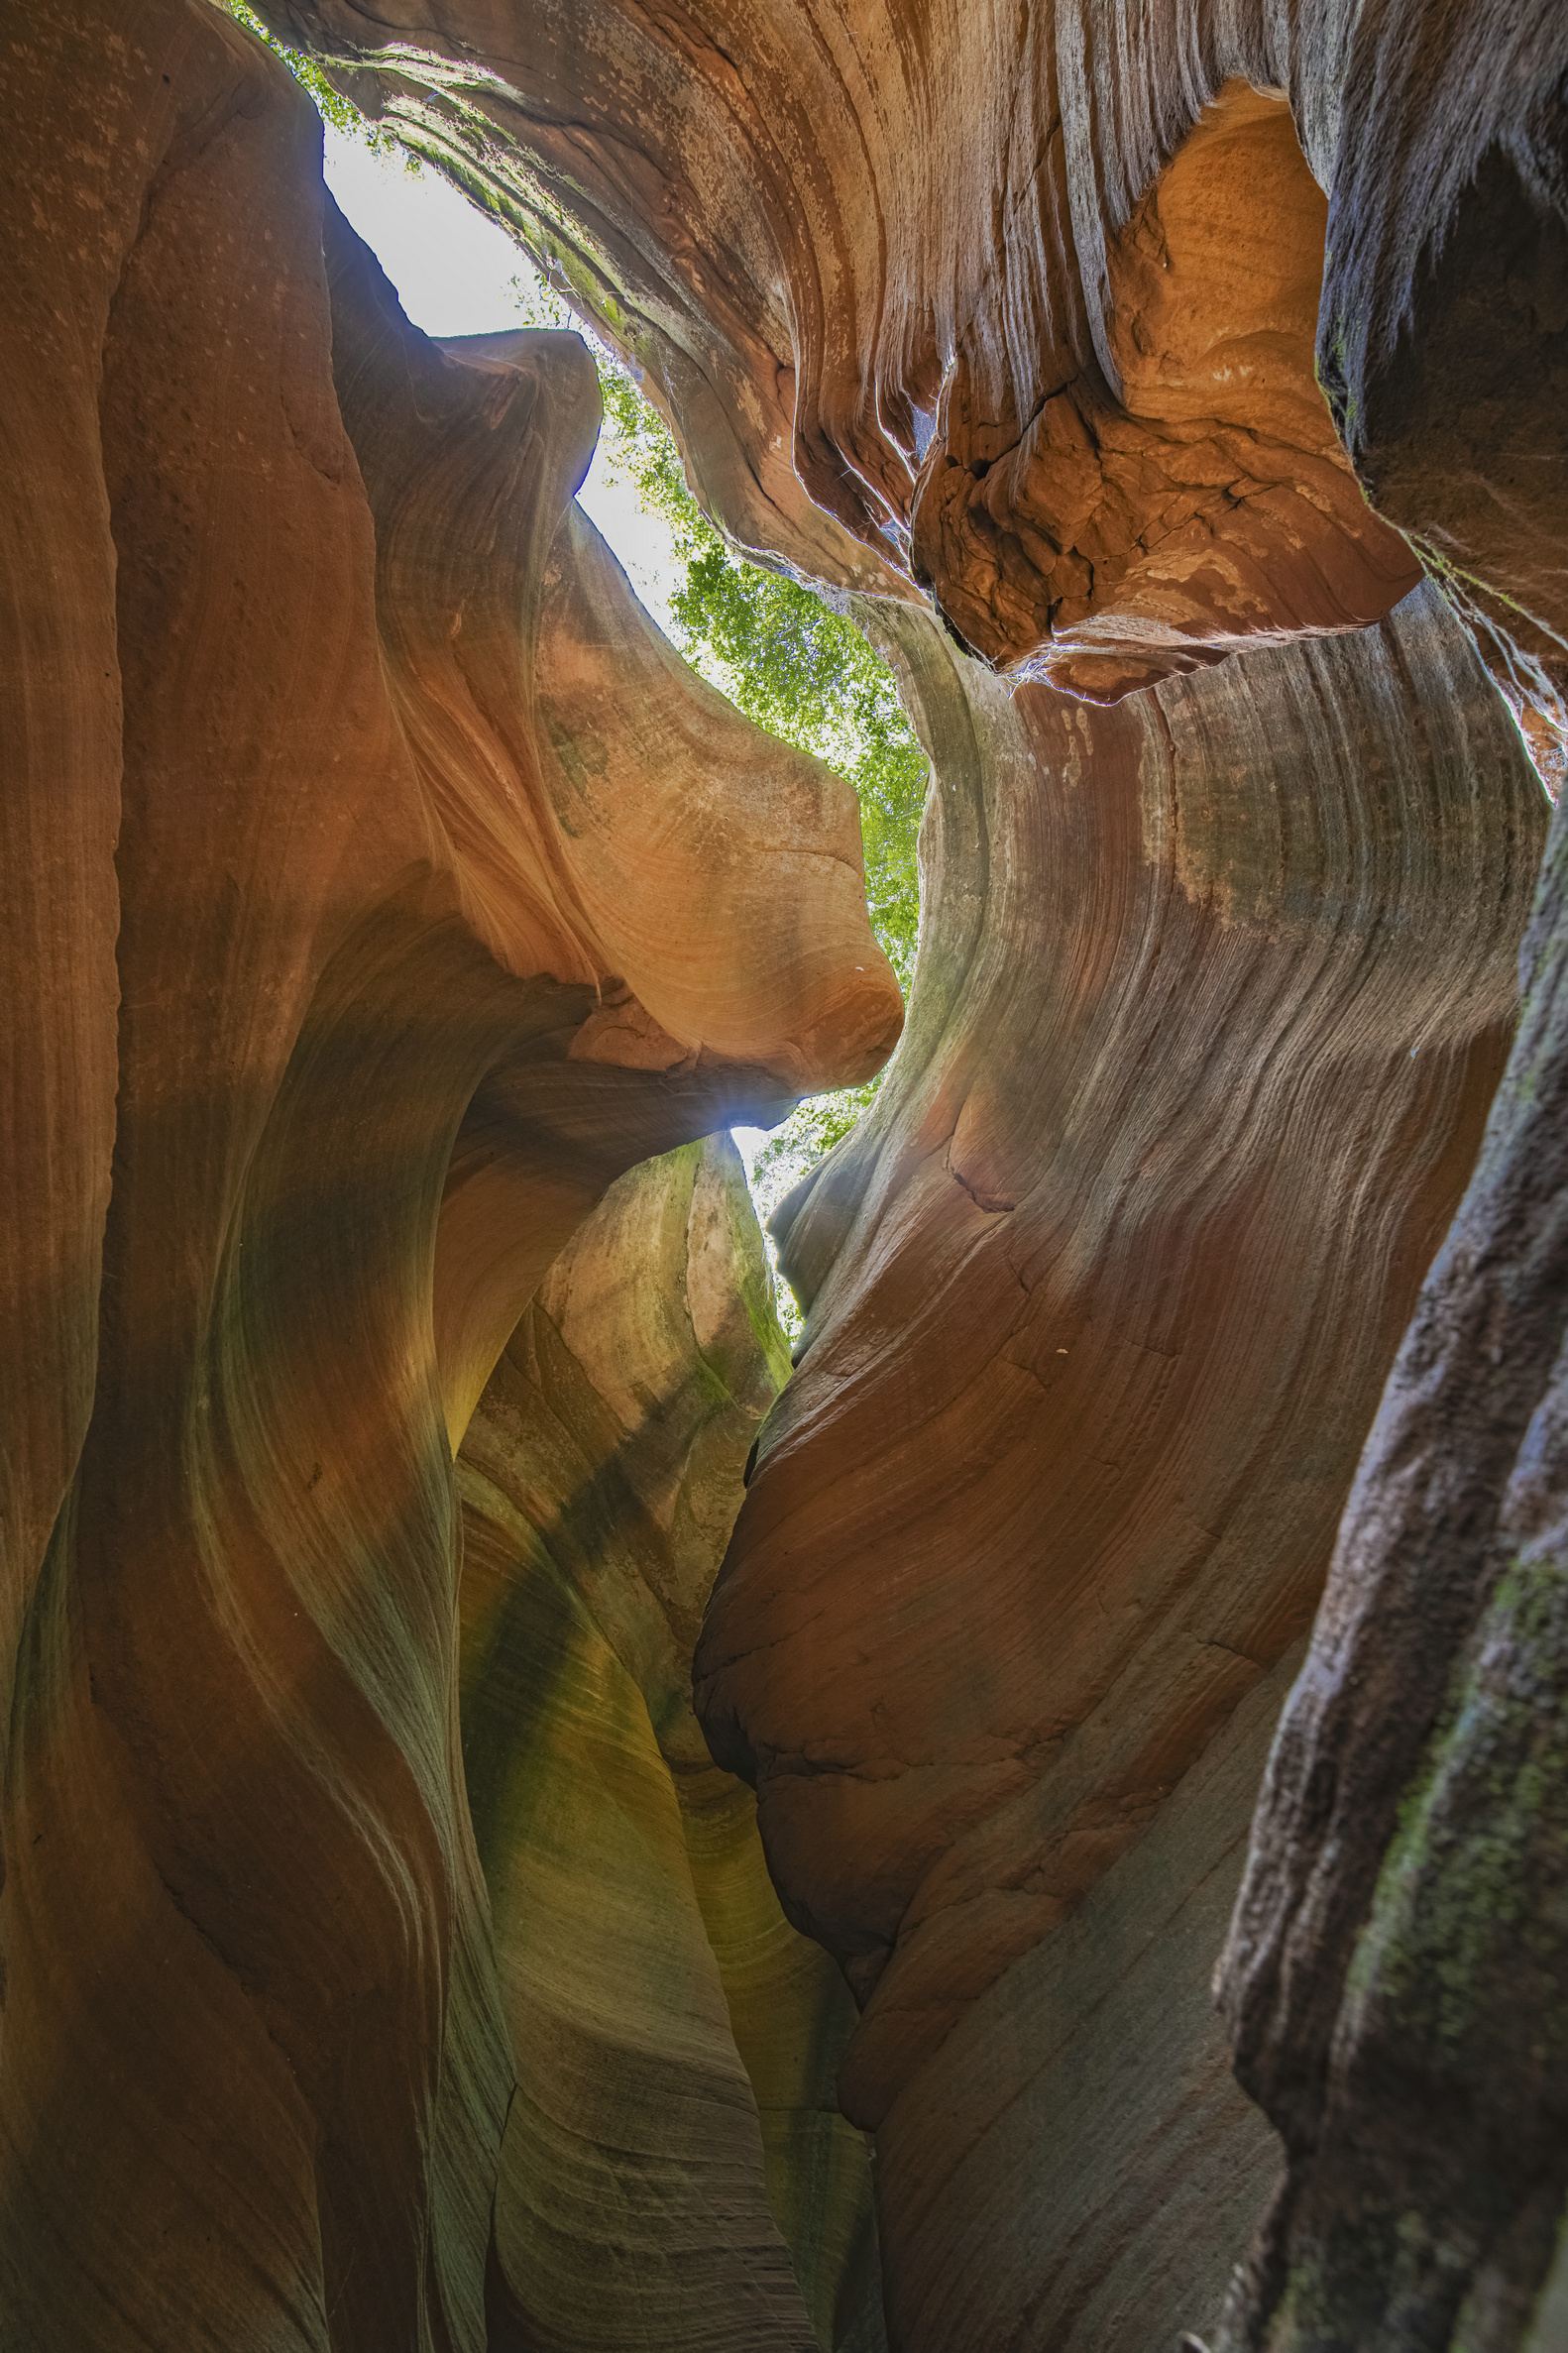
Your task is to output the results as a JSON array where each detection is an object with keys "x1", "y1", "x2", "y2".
[
  {"x1": 459, "y1": 1135, "x2": 883, "y2": 2351},
  {"x1": 322, "y1": 207, "x2": 900, "y2": 1443},
  {"x1": 0, "y1": 8, "x2": 897, "y2": 2346},
  {"x1": 693, "y1": 586, "x2": 1543, "y2": 2350}
]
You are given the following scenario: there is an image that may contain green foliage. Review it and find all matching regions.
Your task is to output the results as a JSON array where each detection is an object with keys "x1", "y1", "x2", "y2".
[
  {"x1": 745, "y1": 1080, "x2": 884, "y2": 1257},
  {"x1": 583, "y1": 352, "x2": 927, "y2": 1273},
  {"x1": 506, "y1": 270, "x2": 926, "y2": 1317},
  {"x1": 218, "y1": 1, "x2": 414, "y2": 161},
  {"x1": 592, "y1": 376, "x2": 925, "y2": 995}
]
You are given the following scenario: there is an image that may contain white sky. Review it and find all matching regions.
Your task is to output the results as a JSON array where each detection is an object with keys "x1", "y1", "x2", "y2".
[
  {"x1": 323, "y1": 131, "x2": 775, "y2": 1179},
  {"x1": 324, "y1": 133, "x2": 685, "y2": 634}
]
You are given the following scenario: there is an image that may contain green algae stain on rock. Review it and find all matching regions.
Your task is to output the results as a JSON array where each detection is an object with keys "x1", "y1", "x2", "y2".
[
  {"x1": 1341, "y1": 1553, "x2": 1568, "y2": 2089},
  {"x1": 1255, "y1": 1548, "x2": 1568, "y2": 2352}
]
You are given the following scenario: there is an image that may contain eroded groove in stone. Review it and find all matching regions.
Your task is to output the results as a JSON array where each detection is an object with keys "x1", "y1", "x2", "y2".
[
  {"x1": 0, "y1": 8, "x2": 898, "y2": 2345},
  {"x1": 265, "y1": 0, "x2": 1564, "y2": 766},
  {"x1": 695, "y1": 584, "x2": 1544, "y2": 2351},
  {"x1": 458, "y1": 1135, "x2": 884, "y2": 2352}
]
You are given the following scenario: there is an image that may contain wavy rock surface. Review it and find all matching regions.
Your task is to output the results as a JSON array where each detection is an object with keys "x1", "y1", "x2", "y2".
[
  {"x1": 696, "y1": 587, "x2": 1544, "y2": 2351},
  {"x1": 266, "y1": 0, "x2": 1561, "y2": 754},
  {"x1": 0, "y1": 8, "x2": 897, "y2": 2347},
  {"x1": 253, "y1": 7, "x2": 1568, "y2": 2333},
  {"x1": 458, "y1": 1134, "x2": 883, "y2": 2352},
  {"x1": 10, "y1": 1, "x2": 1568, "y2": 2347}
]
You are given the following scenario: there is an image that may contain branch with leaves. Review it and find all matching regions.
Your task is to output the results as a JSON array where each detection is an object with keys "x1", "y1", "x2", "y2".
[{"x1": 219, "y1": 1, "x2": 411, "y2": 158}]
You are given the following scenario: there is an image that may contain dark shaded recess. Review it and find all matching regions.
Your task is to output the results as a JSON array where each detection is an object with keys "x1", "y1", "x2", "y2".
[
  {"x1": 1326, "y1": 129, "x2": 1568, "y2": 784},
  {"x1": 1216, "y1": 787, "x2": 1568, "y2": 2351}
]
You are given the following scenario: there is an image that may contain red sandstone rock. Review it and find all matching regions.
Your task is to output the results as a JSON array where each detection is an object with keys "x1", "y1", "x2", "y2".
[
  {"x1": 263, "y1": 0, "x2": 1561, "y2": 756},
  {"x1": 693, "y1": 586, "x2": 1542, "y2": 2348},
  {"x1": 7, "y1": 0, "x2": 1568, "y2": 2346},
  {"x1": 0, "y1": 8, "x2": 896, "y2": 2344}
]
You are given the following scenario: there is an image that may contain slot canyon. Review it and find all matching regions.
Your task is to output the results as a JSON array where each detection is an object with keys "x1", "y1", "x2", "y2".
[{"x1": 2, "y1": 2, "x2": 1566, "y2": 2348}]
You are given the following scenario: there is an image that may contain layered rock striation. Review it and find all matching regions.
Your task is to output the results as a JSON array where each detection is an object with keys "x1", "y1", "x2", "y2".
[
  {"x1": 1213, "y1": 729, "x2": 1568, "y2": 2347},
  {"x1": 698, "y1": 586, "x2": 1543, "y2": 2351},
  {"x1": 0, "y1": 7, "x2": 896, "y2": 2346},
  {"x1": 7, "y1": 1, "x2": 1568, "y2": 2350},
  {"x1": 263, "y1": 0, "x2": 1564, "y2": 762},
  {"x1": 459, "y1": 1135, "x2": 883, "y2": 2352}
]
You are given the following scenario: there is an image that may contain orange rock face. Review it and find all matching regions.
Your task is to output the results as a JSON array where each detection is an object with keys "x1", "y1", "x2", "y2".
[
  {"x1": 7, "y1": 1, "x2": 1568, "y2": 2349},
  {"x1": 696, "y1": 589, "x2": 1543, "y2": 2347},
  {"x1": 0, "y1": 7, "x2": 896, "y2": 2345},
  {"x1": 910, "y1": 78, "x2": 1421, "y2": 698},
  {"x1": 262, "y1": 0, "x2": 1562, "y2": 753}
]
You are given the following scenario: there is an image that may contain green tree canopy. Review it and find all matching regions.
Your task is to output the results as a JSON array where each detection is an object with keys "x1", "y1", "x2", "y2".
[
  {"x1": 592, "y1": 372, "x2": 925, "y2": 994},
  {"x1": 589, "y1": 368, "x2": 925, "y2": 1270}
]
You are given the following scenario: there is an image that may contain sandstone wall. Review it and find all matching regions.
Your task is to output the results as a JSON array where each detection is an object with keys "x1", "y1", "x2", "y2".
[
  {"x1": 5, "y1": 1, "x2": 1568, "y2": 2348},
  {"x1": 458, "y1": 1135, "x2": 884, "y2": 2352},
  {"x1": 697, "y1": 586, "x2": 1542, "y2": 2349},
  {"x1": 264, "y1": 0, "x2": 1567, "y2": 773},
  {"x1": 0, "y1": 7, "x2": 897, "y2": 2344}
]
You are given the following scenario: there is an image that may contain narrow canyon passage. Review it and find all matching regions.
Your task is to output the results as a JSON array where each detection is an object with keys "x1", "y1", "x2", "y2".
[{"x1": 2, "y1": 4, "x2": 1566, "y2": 2352}]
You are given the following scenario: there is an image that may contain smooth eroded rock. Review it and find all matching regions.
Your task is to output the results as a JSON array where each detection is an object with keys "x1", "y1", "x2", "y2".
[
  {"x1": 0, "y1": 9, "x2": 897, "y2": 2343},
  {"x1": 695, "y1": 585, "x2": 1544, "y2": 2349},
  {"x1": 459, "y1": 1135, "x2": 884, "y2": 2352}
]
